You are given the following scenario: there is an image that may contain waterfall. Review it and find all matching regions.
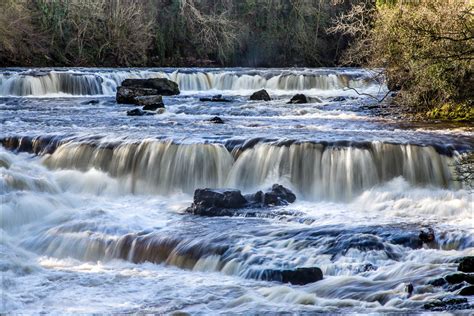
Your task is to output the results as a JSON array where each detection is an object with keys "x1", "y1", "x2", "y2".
[
  {"x1": 25, "y1": 139, "x2": 456, "y2": 199},
  {"x1": 0, "y1": 69, "x2": 377, "y2": 96}
]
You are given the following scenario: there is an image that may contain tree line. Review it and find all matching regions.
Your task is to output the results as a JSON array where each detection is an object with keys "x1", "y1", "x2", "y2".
[{"x1": 0, "y1": 0, "x2": 360, "y2": 67}]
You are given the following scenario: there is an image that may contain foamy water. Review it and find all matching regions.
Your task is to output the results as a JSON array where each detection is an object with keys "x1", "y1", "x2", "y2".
[{"x1": 1, "y1": 68, "x2": 472, "y2": 314}]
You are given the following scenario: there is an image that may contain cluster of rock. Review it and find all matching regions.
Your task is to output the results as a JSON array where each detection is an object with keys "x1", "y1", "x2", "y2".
[
  {"x1": 424, "y1": 256, "x2": 474, "y2": 310},
  {"x1": 247, "y1": 89, "x2": 321, "y2": 104},
  {"x1": 185, "y1": 184, "x2": 296, "y2": 217},
  {"x1": 116, "y1": 78, "x2": 180, "y2": 116}
]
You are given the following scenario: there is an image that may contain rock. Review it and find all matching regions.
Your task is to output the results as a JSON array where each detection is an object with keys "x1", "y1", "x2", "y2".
[
  {"x1": 445, "y1": 273, "x2": 474, "y2": 285},
  {"x1": 134, "y1": 95, "x2": 164, "y2": 111},
  {"x1": 458, "y1": 257, "x2": 474, "y2": 273},
  {"x1": 459, "y1": 286, "x2": 474, "y2": 296},
  {"x1": 200, "y1": 95, "x2": 231, "y2": 102},
  {"x1": 186, "y1": 189, "x2": 247, "y2": 216},
  {"x1": 121, "y1": 78, "x2": 180, "y2": 96},
  {"x1": 262, "y1": 184, "x2": 296, "y2": 206},
  {"x1": 359, "y1": 263, "x2": 377, "y2": 273},
  {"x1": 209, "y1": 116, "x2": 224, "y2": 124},
  {"x1": 332, "y1": 96, "x2": 346, "y2": 102},
  {"x1": 424, "y1": 297, "x2": 469, "y2": 311},
  {"x1": 405, "y1": 283, "x2": 414, "y2": 297},
  {"x1": 126, "y1": 108, "x2": 155, "y2": 116},
  {"x1": 261, "y1": 267, "x2": 323, "y2": 285},
  {"x1": 429, "y1": 277, "x2": 447, "y2": 287},
  {"x1": 82, "y1": 99, "x2": 100, "y2": 105},
  {"x1": 249, "y1": 89, "x2": 271, "y2": 101},
  {"x1": 419, "y1": 227, "x2": 435, "y2": 243},
  {"x1": 116, "y1": 86, "x2": 159, "y2": 104},
  {"x1": 186, "y1": 184, "x2": 296, "y2": 217},
  {"x1": 288, "y1": 94, "x2": 308, "y2": 104}
]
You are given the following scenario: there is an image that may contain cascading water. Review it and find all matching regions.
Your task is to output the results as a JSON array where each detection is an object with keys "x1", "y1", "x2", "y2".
[
  {"x1": 35, "y1": 139, "x2": 457, "y2": 199},
  {"x1": 1, "y1": 67, "x2": 472, "y2": 314},
  {"x1": 0, "y1": 68, "x2": 377, "y2": 96}
]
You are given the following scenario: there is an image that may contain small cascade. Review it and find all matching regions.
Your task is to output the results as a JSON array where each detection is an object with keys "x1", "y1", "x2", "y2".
[
  {"x1": 0, "y1": 69, "x2": 378, "y2": 96},
  {"x1": 29, "y1": 139, "x2": 458, "y2": 199}
]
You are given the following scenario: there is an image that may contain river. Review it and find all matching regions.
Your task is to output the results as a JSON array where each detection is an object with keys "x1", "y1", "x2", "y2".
[{"x1": 1, "y1": 68, "x2": 472, "y2": 313}]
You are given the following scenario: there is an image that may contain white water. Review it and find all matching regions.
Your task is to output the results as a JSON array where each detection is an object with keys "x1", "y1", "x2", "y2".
[
  {"x1": 0, "y1": 68, "x2": 379, "y2": 97},
  {"x1": 1, "y1": 67, "x2": 472, "y2": 314}
]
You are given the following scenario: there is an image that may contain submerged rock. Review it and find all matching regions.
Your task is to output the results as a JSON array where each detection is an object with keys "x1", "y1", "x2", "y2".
[
  {"x1": 459, "y1": 286, "x2": 474, "y2": 296},
  {"x1": 288, "y1": 94, "x2": 308, "y2": 104},
  {"x1": 419, "y1": 227, "x2": 435, "y2": 244},
  {"x1": 200, "y1": 94, "x2": 231, "y2": 102},
  {"x1": 458, "y1": 257, "x2": 474, "y2": 273},
  {"x1": 249, "y1": 89, "x2": 271, "y2": 101},
  {"x1": 331, "y1": 96, "x2": 347, "y2": 102},
  {"x1": 126, "y1": 108, "x2": 155, "y2": 116},
  {"x1": 445, "y1": 273, "x2": 474, "y2": 285},
  {"x1": 134, "y1": 95, "x2": 164, "y2": 111},
  {"x1": 209, "y1": 116, "x2": 225, "y2": 124},
  {"x1": 186, "y1": 184, "x2": 296, "y2": 217},
  {"x1": 261, "y1": 267, "x2": 323, "y2": 285},
  {"x1": 424, "y1": 297, "x2": 470, "y2": 311}
]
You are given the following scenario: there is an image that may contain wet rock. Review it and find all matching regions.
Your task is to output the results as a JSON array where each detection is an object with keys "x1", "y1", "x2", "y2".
[
  {"x1": 121, "y1": 78, "x2": 179, "y2": 96},
  {"x1": 116, "y1": 78, "x2": 179, "y2": 104},
  {"x1": 262, "y1": 267, "x2": 323, "y2": 285},
  {"x1": 458, "y1": 256, "x2": 474, "y2": 273},
  {"x1": 359, "y1": 263, "x2": 377, "y2": 273},
  {"x1": 186, "y1": 189, "x2": 247, "y2": 216},
  {"x1": 134, "y1": 95, "x2": 164, "y2": 111},
  {"x1": 429, "y1": 277, "x2": 447, "y2": 287},
  {"x1": 332, "y1": 96, "x2": 346, "y2": 102},
  {"x1": 262, "y1": 184, "x2": 297, "y2": 206},
  {"x1": 424, "y1": 297, "x2": 469, "y2": 311},
  {"x1": 126, "y1": 108, "x2": 155, "y2": 116},
  {"x1": 445, "y1": 273, "x2": 474, "y2": 285},
  {"x1": 249, "y1": 89, "x2": 271, "y2": 101},
  {"x1": 200, "y1": 95, "x2": 231, "y2": 102},
  {"x1": 82, "y1": 99, "x2": 100, "y2": 105},
  {"x1": 116, "y1": 86, "x2": 158, "y2": 104},
  {"x1": 405, "y1": 283, "x2": 414, "y2": 297},
  {"x1": 209, "y1": 116, "x2": 224, "y2": 124},
  {"x1": 288, "y1": 94, "x2": 308, "y2": 104},
  {"x1": 419, "y1": 227, "x2": 435, "y2": 244},
  {"x1": 459, "y1": 286, "x2": 474, "y2": 296},
  {"x1": 186, "y1": 184, "x2": 296, "y2": 217}
]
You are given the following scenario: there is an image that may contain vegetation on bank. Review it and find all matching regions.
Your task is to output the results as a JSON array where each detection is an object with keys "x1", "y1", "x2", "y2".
[
  {"x1": 0, "y1": 0, "x2": 362, "y2": 67},
  {"x1": 331, "y1": 0, "x2": 473, "y2": 121}
]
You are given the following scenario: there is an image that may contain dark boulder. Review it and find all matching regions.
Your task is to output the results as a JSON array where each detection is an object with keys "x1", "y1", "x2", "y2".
[
  {"x1": 200, "y1": 94, "x2": 231, "y2": 102},
  {"x1": 116, "y1": 86, "x2": 158, "y2": 104},
  {"x1": 134, "y1": 95, "x2": 164, "y2": 111},
  {"x1": 126, "y1": 108, "x2": 155, "y2": 116},
  {"x1": 263, "y1": 184, "x2": 297, "y2": 206},
  {"x1": 261, "y1": 267, "x2": 323, "y2": 285},
  {"x1": 249, "y1": 89, "x2": 271, "y2": 101},
  {"x1": 445, "y1": 273, "x2": 474, "y2": 285},
  {"x1": 429, "y1": 278, "x2": 447, "y2": 287},
  {"x1": 332, "y1": 96, "x2": 347, "y2": 102},
  {"x1": 186, "y1": 189, "x2": 247, "y2": 216},
  {"x1": 424, "y1": 297, "x2": 469, "y2": 311},
  {"x1": 121, "y1": 78, "x2": 180, "y2": 96},
  {"x1": 186, "y1": 184, "x2": 296, "y2": 217},
  {"x1": 459, "y1": 286, "x2": 474, "y2": 296},
  {"x1": 419, "y1": 227, "x2": 435, "y2": 244},
  {"x1": 458, "y1": 257, "x2": 474, "y2": 273},
  {"x1": 209, "y1": 116, "x2": 224, "y2": 124},
  {"x1": 288, "y1": 94, "x2": 308, "y2": 104},
  {"x1": 405, "y1": 283, "x2": 414, "y2": 297}
]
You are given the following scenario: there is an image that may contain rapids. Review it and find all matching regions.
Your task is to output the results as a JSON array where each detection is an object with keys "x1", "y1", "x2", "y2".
[{"x1": 1, "y1": 68, "x2": 473, "y2": 314}]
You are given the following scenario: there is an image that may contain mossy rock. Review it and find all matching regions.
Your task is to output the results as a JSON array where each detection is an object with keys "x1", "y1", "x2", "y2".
[{"x1": 426, "y1": 103, "x2": 474, "y2": 122}]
